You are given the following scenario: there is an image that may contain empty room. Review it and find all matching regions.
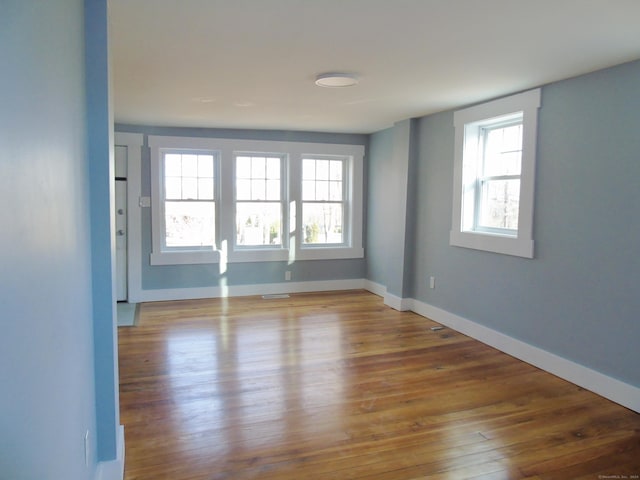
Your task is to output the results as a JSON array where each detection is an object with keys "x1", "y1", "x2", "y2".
[{"x1": 2, "y1": 1, "x2": 639, "y2": 479}]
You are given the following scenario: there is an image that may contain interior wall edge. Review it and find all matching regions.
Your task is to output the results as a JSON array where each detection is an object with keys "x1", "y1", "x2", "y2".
[{"x1": 94, "y1": 425, "x2": 125, "y2": 480}]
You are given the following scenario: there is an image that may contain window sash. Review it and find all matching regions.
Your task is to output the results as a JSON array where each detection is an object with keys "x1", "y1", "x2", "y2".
[
  {"x1": 302, "y1": 201, "x2": 345, "y2": 245},
  {"x1": 472, "y1": 121, "x2": 523, "y2": 236},
  {"x1": 234, "y1": 154, "x2": 285, "y2": 249},
  {"x1": 301, "y1": 157, "x2": 348, "y2": 246},
  {"x1": 474, "y1": 177, "x2": 520, "y2": 235},
  {"x1": 161, "y1": 150, "x2": 218, "y2": 251},
  {"x1": 235, "y1": 200, "x2": 284, "y2": 247}
]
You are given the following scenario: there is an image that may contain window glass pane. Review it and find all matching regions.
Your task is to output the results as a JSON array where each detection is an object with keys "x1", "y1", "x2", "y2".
[
  {"x1": 198, "y1": 155, "x2": 214, "y2": 177},
  {"x1": 236, "y1": 155, "x2": 281, "y2": 201},
  {"x1": 165, "y1": 201, "x2": 215, "y2": 247},
  {"x1": 502, "y1": 152, "x2": 521, "y2": 176},
  {"x1": 251, "y1": 179, "x2": 266, "y2": 200},
  {"x1": 266, "y1": 157, "x2": 280, "y2": 179},
  {"x1": 316, "y1": 160, "x2": 329, "y2": 180},
  {"x1": 479, "y1": 179, "x2": 520, "y2": 230},
  {"x1": 266, "y1": 179, "x2": 280, "y2": 201},
  {"x1": 165, "y1": 177, "x2": 181, "y2": 200},
  {"x1": 302, "y1": 159, "x2": 316, "y2": 180},
  {"x1": 251, "y1": 157, "x2": 266, "y2": 178},
  {"x1": 316, "y1": 181, "x2": 329, "y2": 201},
  {"x1": 329, "y1": 181, "x2": 342, "y2": 201},
  {"x1": 502, "y1": 124, "x2": 522, "y2": 152},
  {"x1": 165, "y1": 154, "x2": 182, "y2": 177},
  {"x1": 484, "y1": 124, "x2": 522, "y2": 177},
  {"x1": 329, "y1": 160, "x2": 342, "y2": 181},
  {"x1": 484, "y1": 151, "x2": 521, "y2": 177},
  {"x1": 165, "y1": 152, "x2": 216, "y2": 201},
  {"x1": 236, "y1": 156, "x2": 251, "y2": 178},
  {"x1": 236, "y1": 179, "x2": 251, "y2": 201},
  {"x1": 181, "y1": 177, "x2": 198, "y2": 200},
  {"x1": 198, "y1": 178, "x2": 214, "y2": 200},
  {"x1": 236, "y1": 202, "x2": 282, "y2": 246},
  {"x1": 302, "y1": 180, "x2": 315, "y2": 201},
  {"x1": 303, "y1": 203, "x2": 343, "y2": 244},
  {"x1": 181, "y1": 154, "x2": 198, "y2": 177}
]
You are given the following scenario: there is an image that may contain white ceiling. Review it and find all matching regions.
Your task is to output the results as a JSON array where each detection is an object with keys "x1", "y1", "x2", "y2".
[{"x1": 110, "y1": 0, "x2": 640, "y2": 134}]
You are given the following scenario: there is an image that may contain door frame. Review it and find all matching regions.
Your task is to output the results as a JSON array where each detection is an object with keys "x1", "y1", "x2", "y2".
[{"x1": 114, "y1": 132, "x2": 143, "y2": 303}]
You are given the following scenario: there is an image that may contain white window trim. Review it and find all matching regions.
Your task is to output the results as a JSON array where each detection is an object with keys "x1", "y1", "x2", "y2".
[
  {"x1": 149, "y1": 141, "x2": 221, "y2": 266},
  {"x1": 450, "y1": 89, "x2": 541, "y2": 258},
  {"x1": 149, "y1": 135, "x2": 364, "y2": 265},
  {"x1": 298, "y1": 148, "x2": 364, "y2": 260}
]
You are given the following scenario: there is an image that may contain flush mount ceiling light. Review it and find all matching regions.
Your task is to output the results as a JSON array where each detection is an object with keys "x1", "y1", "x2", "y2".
[{"x1": 315, "y1": 73, "x2": 359, "y2": 88}]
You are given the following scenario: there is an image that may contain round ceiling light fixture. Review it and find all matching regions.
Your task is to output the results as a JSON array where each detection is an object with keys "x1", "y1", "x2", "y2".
[{"x1": 315, "y1": 72, "x2": 359, "y2": 88}]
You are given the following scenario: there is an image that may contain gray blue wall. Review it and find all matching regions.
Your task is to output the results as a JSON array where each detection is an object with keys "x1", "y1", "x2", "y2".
[
  {"x1": 0, "y1": 1, "x2": 106, "y2": 478},
  {"x1": 366, "y1": 127, "x2": 394, "y2": 285},
  {"x1": 369, "y1": 60, "x2": 640, "y2": 387},
  {"x1": 115, "y1": 125, "x2": 368, "y2": 291},
  {"x1": 365, "y1": 120, "x2": 418, "y2": 299}
]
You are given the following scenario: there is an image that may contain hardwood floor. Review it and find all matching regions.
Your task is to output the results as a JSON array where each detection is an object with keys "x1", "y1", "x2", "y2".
[{"x1": 118, "y1": 290, "x2": 640, "y2": 479}]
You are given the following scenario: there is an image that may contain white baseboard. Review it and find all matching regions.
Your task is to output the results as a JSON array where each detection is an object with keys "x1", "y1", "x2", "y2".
[
  {"x1": 411, "y1": 299, "x2": 640, "y2": 414},
  {"x1": 363, "y1": 280, "x2": 386, "y2": 298},
  {"x1": 363, "y1": 280, "x2": 413, "y2": 311},
  {"x1": 95, "y1": 425, "x2": 125, "y2": 480},
  {"x1": 135, "y1": 278, "x2": 366, "y2": 303},
  {"x1": 361, "y1": 283, "x2": 640, "y2": 413},
  {"x1": 383, "y1": 292, "x2": 413, "y2": 311}
]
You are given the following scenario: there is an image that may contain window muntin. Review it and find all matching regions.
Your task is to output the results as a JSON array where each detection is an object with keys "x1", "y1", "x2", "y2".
[
  {"x1": 235, "y1": 155, "x2": 284, "y2": 247},
  {"x1": 162, "y1": 152, "x2": 217, "y2": 249},
  {"x1": 302, "y1": 158, "x2": 345, "y2": 245}
]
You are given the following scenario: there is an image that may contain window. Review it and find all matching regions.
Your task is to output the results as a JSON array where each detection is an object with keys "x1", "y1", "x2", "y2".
[
  {"x1": 450, "y1": 89, "x2": 541, "y2": 258},
  {"x1": 302, "y1": 157, "x2": 345, "y2": 245},
  {"x1": 150, "y1": 147, "x2": 220, "y2": 265},
  {"x1": 164, "y1": 152, "x2": 216, "y2": 248},
  {"x1": 235, "y1": 154, "x2": 284, "y2": 247},
  {"x1": 149, "y1": 136, "x2": 364, "y2": 265},
  {"x1": 472, "y1": 119, "x2": 522, "y2": 235}
]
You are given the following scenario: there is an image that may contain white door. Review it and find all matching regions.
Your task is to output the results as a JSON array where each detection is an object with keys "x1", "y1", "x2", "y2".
[{"x1": 115, "y1": 145, "x2": 128, "y2": 301}]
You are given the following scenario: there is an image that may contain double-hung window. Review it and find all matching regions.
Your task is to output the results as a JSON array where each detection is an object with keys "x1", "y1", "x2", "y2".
[
  {"x1": 163, "y1": 152, "x2": 217, "y2": 248},
  {"x1": 474, "y1": 119, "x2": 523, "y2": 235},
  {"x1": 149, "y1": 141, "x2": 221, "y2": 265},
  {"x1": 302, "y1": 157, "x2": 346, "y2": 246},
  {"x1": 235, "y1": 154, "x2": 284, "y2": 248},
  {"x1": 450, "y1": 89, "x2": 540, "y2": 258}
]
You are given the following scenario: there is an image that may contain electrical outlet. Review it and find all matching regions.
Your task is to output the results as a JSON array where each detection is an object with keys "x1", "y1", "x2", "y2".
[
  {"x1": 285, "y1": 271, "x2": 292, "y2": 281},
  {"x1": 429, "y1": 276, "x2": 436, "y2": 289}
]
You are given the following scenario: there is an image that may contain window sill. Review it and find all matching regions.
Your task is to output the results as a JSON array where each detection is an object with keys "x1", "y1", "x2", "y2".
[
  {"x1": 449, "y1": 230, "x2": 533, "y2": 258},
  {"x1": 297, "y1": 246, "x2": 365, "y2": 261},
  {"x1": 149, "y1": 246, "x2": 365, "y2": 265},
  {"x1": 150, "y1": 250, "x2": 220, "y2": 266}
]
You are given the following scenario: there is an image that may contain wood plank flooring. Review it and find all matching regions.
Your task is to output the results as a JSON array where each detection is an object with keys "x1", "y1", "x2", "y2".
[{"x1": 118, "y1": 290, "x2": 640, "y2": 479}]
